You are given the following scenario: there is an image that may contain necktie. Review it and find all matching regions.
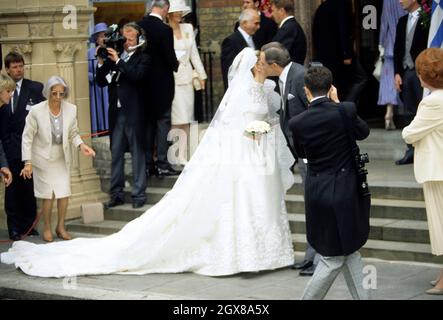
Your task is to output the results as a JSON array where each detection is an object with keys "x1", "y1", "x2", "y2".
[
  {"x1": 12, "y1": 84, "x2": 18, "y2": 114},
  {"x1": 279, "y1": 79, "x2": 285, "y2": 110}
]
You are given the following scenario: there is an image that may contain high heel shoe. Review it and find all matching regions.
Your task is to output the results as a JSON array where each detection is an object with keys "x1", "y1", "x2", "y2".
[
  {"x1": 42, "y1": 230, "x2": 53, "y2": 242},
  {"x1": 384, "y1": 118, "x2": 396, "y2": 130},
  {"x1": 55, "y1": 229, "x2": 73, "y2": 241}
]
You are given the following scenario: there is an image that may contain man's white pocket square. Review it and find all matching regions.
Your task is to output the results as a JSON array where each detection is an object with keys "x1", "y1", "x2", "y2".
[
  {"x1": 25, "y1": 105, "x2": 33, "y2": 111},
  {"x1": 287, "y1": 93, "x2": 295, "y2": 100}
]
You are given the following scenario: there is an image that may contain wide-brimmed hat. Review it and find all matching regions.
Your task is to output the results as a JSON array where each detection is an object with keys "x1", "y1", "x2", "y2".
[
  {"x1": 168, "y1": 0, "x2": 191, "y2": 16},
  {"x1": 91, "y1": 22, "x2": 108, "y2": 36}
]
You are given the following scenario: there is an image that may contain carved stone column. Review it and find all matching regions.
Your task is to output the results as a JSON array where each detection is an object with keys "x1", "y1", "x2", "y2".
[{"x1": 0, "y1": 1, "x2": 107, "y2": 229}]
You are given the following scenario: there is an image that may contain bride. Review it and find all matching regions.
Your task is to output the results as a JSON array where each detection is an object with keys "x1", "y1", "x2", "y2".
[{"x1": 1, "y1": 48, "x2": 296, "y2": 277}]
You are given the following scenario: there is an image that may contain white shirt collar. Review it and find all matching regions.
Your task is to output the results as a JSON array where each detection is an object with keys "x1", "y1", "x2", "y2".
[
  {"x1": 279, "y1": 16, "x2": 294, "y2": 28},
  {"x1": 410, "y1": 8, "x2": 420, "y2": 18},
  {"x1": 238, "y1": 26, "x2": 254, "y2": 47},
  {"x1": 310, "y1": 95, "x2": 327, "y2": 103},
  {"x1": 279, "y1": 62, "x2": 292, "y2": 89},
  {"x1": 150, "y1": 13, "x2": 163, "y2": 21}
]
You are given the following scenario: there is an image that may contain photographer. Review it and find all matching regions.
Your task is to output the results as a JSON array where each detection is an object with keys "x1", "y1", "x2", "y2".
[
  {"x1": 288, "y1": 66, "x2": 370, "y2": 300},
  {"x1": 96, "y1": 22, "x2": 151, "y2": 209}
]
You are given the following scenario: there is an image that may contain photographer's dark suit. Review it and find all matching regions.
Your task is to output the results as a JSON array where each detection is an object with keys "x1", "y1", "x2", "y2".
[
  {"x1": 289, "y1": 97, "x2": 370, "y2": 299},
  {"x1": 96, "y1": 50, "x2": 150, "y2": 205},
  {"x1": 393, "y1": 12, "x2": 429, "y2": 164},
  {"x1": 138, "y1": 15, "x2": 179, "y2": 172},
  {"x1": 272, "y1": 17, "x2": 307, "y2": 65},
  {"x1": 221, "y1": 30, "x2": 249, "y2": 90},
  {"x1": 0, "y1": 78, "x2": 44, "y2": 239}
]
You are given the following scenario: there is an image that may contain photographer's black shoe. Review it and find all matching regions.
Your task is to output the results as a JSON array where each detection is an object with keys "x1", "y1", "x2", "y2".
[
  {"x1": 105, "y1": 197, "x2": 125, "y2": 209},
  {"x1": 395, "y1": 152, "x2": 413, "y2": 165}
]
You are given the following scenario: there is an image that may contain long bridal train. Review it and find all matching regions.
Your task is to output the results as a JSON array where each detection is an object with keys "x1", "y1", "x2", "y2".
[{"x1": 1, "y1": 48, "x2": 296, "y2": 278}]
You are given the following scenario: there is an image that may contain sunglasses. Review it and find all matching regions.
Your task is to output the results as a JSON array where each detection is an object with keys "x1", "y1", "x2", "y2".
[{"x1": 51, "y1": 91, "x2": 66, "y2": 98}]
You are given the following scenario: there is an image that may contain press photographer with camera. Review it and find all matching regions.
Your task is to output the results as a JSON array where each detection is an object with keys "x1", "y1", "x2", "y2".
[
  {"x1": 288, "y1": 65, "x2": 371, "y2": 300},
  {"x1": 96, "y1": 22, "x2": 151, "y2": 209}
]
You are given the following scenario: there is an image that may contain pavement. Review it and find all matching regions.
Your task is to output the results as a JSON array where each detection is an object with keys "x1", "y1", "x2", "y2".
[
  {"x1": 0, "y1": 229, "x2": 442, "y2": 300},
  {"x1": 0, "y1": 159, "x2": 442, "y2": 300}
]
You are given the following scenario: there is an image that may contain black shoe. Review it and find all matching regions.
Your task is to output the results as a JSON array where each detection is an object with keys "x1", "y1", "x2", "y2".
[
  {"x1": 395, "y1": 152, "x2": 414, "y2": 165},
  {"x1": 28, "y1": 229, "x2": 39, "y2": 236},
  {"x1": 291, "y1": 260, "x2": 313, "y2": 270},
  {"x1": 132, "y1": 200, "x2": 145, "y2": 209},
  {"x1": 147, "y1": 166, "x2": 159, "y2": 177},
  {"x1": 299, "y1": 264, "x2": 316, "y2": 276},
  {"x1": 157, "y1": 166, "x2": 182, "y2": 176},
  {"x1": 105, "y1": 197, "x2": 125, "y2": 209},
  {"x1": 9, "y1": 232, "x2": 22, "y2": 241}
]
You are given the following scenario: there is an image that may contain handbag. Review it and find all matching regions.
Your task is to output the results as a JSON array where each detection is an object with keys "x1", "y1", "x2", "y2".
[
  {"x1": 192, "y1": 69, "x2": 202, "y2": 91},
  {"x1": 373, "y1": 46, "x2": 384, "y2": 81}
]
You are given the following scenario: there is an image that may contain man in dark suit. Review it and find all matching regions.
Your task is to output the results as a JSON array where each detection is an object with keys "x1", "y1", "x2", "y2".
[
  {"x1": 0, "y1": 52, "x2": 44, "y2": 240},
  {"x1": 394, "y1": 0, "x2": 429, "y2": 165},
  {"x1": 234, "y1": 0, "x2": 278, "y2": 50},
  {"x1": 138, "y1": 0, "x2": 180, "y2": 176},
  {"x1": 260, "y1": 42, "x2": 319, "y2": 276},
  {"x1": 96, "y1": 23, "x2": 150, "y2": 209},
  {"x1": 312, "y1": 0, "x2": 367, "y2": 102},
  {"x1": 221, "y1": 8, "x2": 260, "y2": 90},
  {"x1": 289, "y1": 66, "x2": 370, "y2": 300},
  {"x1": 270, "y1": 0, "x2": 307, "y2": 65}
]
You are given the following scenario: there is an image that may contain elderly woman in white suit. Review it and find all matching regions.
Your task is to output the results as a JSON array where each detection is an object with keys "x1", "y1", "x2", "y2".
[
  {"x1": 167, "y1": 0, "x2": 207, "y2": 164},
  {"x1": 402, "y1": 48, "x2": 443, "y2": 295},
  {"x1": 20, "y1": 76, "x2": 95, "y2": 242}
]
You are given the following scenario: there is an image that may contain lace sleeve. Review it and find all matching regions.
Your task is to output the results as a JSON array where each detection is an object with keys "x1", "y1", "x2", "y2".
[{"x1": 243, "y1": 82, "x2": 268, "y2": 124}]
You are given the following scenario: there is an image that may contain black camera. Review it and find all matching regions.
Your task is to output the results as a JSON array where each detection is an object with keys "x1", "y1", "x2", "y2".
[
  {"x1": 354, "y1": 149, "x2": 370, "y2": 197},
  {"x1": 96, "y1": 24, "x2": 126, "y2": 62}
]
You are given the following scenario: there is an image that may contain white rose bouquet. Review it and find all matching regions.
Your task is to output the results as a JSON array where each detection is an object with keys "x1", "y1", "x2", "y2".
[{"x1": 245, "y1": 120, "x2": 271, "y2": 140}]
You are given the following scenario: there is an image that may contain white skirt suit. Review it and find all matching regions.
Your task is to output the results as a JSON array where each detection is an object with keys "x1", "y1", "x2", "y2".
[
  {"x1": 22, "y1": 101, "x2": 84, "y2": 199},
  {"x1": 402, "y1": 89, "x2": 443, "y2": 256},
  {"x1": 172, "y1": 23, "x2": 207, "y2": 125}
]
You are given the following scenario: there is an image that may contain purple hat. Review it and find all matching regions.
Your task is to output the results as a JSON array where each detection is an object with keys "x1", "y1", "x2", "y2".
[{"x1": 91, "y1": 22, "x2": 108, "y2": 36}]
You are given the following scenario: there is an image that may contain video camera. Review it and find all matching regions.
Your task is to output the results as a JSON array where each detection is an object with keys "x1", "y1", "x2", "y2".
[
  {"x1": 96, "y1": 24, "x2": 126, "y2": 62},
  {"x1": 354, "y1": 148, "x2": 370, "y2": 197}
]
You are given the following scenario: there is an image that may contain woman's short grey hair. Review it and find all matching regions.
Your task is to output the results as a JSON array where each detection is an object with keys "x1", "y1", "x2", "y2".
[
  {"x1": 0, "y1": 73, "x2": 15, "y2": 93},
  {"x1": 261, "y1": 42, "x2": 291, "y2": 68},
  {"x1": 43, "y1": 76, "x2": 70, "y2": 99}
]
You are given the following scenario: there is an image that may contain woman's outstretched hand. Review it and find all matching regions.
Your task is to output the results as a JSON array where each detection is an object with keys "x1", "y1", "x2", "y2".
[{"x1": 80, "y1": 143, "x2": 96, "y2": 157}]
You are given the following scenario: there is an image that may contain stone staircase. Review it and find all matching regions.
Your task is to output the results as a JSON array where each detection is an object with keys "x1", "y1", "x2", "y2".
[{"x1": 68, "y1": 131, "x2": 443, "y2": 264}]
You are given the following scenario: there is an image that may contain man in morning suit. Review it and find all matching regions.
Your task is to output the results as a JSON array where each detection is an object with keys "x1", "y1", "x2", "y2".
[
  {"x1": 394, "y1": 0, "x2": 430, "y2": 165},
  {"x1": 270, "y1": 0, "x2": 307, "y2": 65},
  {"x1": 221, "y1": 9, "x2": 260, "y2": 90},
  {"x1": 0, "y1": 52, "x2": 44, "y2": 241},
  {"x1": 260, "y1": 42, "x2": 319, "y2": 276},
  {"x1": 234, "y1": 0, "x2": 278, "y2": 50},
  {"x1": 138, "y1": 0, "x2": 181, "y2": 177},
  {"x1": 96, "y1": 23, "x2": 150, "y2": 209},
  {"x1": 289, "y1": 66, "x2": 370, "y2": 300}
]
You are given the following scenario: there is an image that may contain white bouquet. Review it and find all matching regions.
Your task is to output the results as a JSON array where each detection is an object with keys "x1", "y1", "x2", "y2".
[{"x1": 245, "y1": 120, "x2": 271, "y2": 139}]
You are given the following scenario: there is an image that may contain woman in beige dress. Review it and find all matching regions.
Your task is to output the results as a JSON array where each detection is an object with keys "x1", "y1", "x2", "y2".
[
  {"x1": 20, "y1": 76, "x2": 95, "y2": 242},
  {"x1": 402, "y1": 48, "x2": 443, "y2": 295},
  {"x1": 167, "y1": 0, "x2": 207, "y2": 165}
]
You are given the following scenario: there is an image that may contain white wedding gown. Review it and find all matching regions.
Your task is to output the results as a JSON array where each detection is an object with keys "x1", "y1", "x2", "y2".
[{"x1": 1, "y1": 48, "x2": 296, "y2": 278}]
